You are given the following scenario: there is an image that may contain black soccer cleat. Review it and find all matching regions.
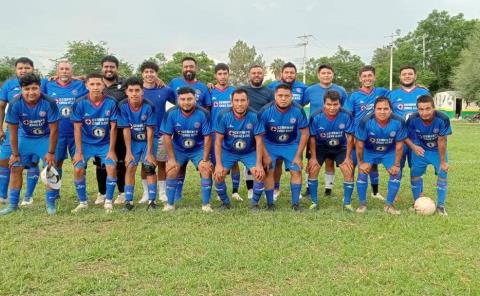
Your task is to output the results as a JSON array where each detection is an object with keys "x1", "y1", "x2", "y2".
[
  {"x1": 123, "y1": 202, "x2": 135, "y2": 212},
  {"x1": 324, "y1": 188, "x2": 332, "y2": 196},
  {"x1": 218, "y1": 203, "x2": 231, "y2": 211},
  {"x1": 147, "y1": 200, "x2": 157, "y2": 211}
]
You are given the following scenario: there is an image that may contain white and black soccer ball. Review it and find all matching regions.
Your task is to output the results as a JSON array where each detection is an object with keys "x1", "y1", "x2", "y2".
[{"x1": 414, "y1": 196, "x2": 436, "y2": 215}]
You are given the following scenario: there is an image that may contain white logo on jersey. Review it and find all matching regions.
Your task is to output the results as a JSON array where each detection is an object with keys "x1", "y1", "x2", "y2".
[
  {"x1": 269, "y1": 119, "x2": 276, "y2": 123},
  {"x1": 39, "y1": 111, "x2": 46, "y2": 117},
  {"x1": 61, "y1": 107, "x2": 71, "y2": 117},
  {"x1": 328, "y1": 139, "x2": 339, "y2": 146},
  {"x1": 290, "y1": 118, "x2": 296, "y2": 124},
  {"x1": 183, "y1": 138, "x2": 195, "y2": 149},
  {"x1": 339, "y1": 124, "x2": 345, "y2": 129},
  {"x1": 32, "y1": 128, "x2": 44, "y2": 135},
  {"x1": 233, "y1": 139, "x2": 247, "y2": 151},
  {"x1": 135, "y1": 133, "x2": 146, "y2": 141},
  {"x1": 246, "y1": 123, "x2": 253, "y2": 129},
  {"x1": 278, "y1": 134, "x2": 289, "y2": 142},
  {"x1": 93, "y1": 128, "x2": 106, "y2": 138},
  {"x1": 390, "y1": 131, "x2": 396, "y2": 137}
]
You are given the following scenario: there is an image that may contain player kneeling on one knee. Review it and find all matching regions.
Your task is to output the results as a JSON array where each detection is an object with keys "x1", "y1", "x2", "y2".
[
  {"x1": 355, "y1": 96, "x2": 407, "y2": 215},
  {"x1": 161, "y1": 86, "x2": 213, "y2": 212},
  {"x1": 307, "y1": 91, "x2": 355, "y2": 210}
]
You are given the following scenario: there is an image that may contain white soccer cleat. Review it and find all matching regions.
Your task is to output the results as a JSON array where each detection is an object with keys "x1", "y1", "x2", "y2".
[
  {"x1": 299, "y1": 193, "x2": 303, "y2": 200},
  {"x1": 138, "y1": 191, "x2": 149, "y2": 204},
  {"x1": 232, "y1": 192, "x2": 243, "y2": 201},
  {"x1": 94, "y1": 193, "x2": 106, "y2": 205},
  {"x1": 273, "y1": 189, "x2": 280, "y2": 201},
  {"x1": 159, "y1": 194, "x2": 167, "y2": 203},
  {"x1": 371, "y1": 192, "x2": 385, "y2": 201},
  {"x1": 201, "y1": 204, "x2": 213, "y2": 213},
  {"x1": 247, "y1": 189, "x2": 253, "y2": 200},
  {"x1": 104, "y1": 201, "x2": 113, "y2": 213},
  {"x1": 71, "y1": 202, "x2": 88, "y2": 213},
  {"x1": 21, "y1": 197, "x2": 33, "y2": 206},
  {"x1": 114, "y1": 193, "x2": 126, "y2": 205},
  {"x1": 0, "y1": 197, "x2": 7, "y2": 204},
  {"x1": 162, "y1": 204, "x2": 175, "y2": 212}
]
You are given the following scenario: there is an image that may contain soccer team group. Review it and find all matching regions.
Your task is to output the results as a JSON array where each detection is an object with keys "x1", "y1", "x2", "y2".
[{"x1": 0, "y1": 55, "x2": 451, "y2": 216}]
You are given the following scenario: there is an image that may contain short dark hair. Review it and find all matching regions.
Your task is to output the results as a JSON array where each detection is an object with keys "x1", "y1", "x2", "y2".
[
  {"x1": 359, "y1": 65, "x2": 375, "y2": 76},
  {"x1": 399, "y1": 65, "x2": 416, "y2": 74},
  {"x1": 140, "y1": 61, "x2": 159, "y2": 73},
  {"x1": 125, "y1": 77, "x2": 143, "y2": 88},
  {"x1": 177, "y1": 86, "x2": 196, "y2": 96},
  {"x1": 19, "y1": 73, "x2": 41, "y2": 87},
  {"x1": 232, "y1": 88, "x2": 249, "y2": 99},
  {"x1": 275, "y1": 83, "x2": 292, "y2": 93},
  {"x1": 323, "y1": 90, "x2": 341, "y2": 103},
  {"x1": 416, "y1": 94, "x2": 435, "y2": 108},
  {"x1": 85, "y1": 73, "x2": 104, "y2": 81},
  {"x1": 249, "y1": 64, "x2": 263, "y2": 71},
  {"x1": 214, "y1": 63, "x2": 229, "y2": 73},
  {"x1": 318, "y1": 64, "x2": 334, "y2": 73},
  {"x1": 15, "y1": 57, "x2": 34, "y2": 68},
  {"x1": 181, "y1": 56, "x2": 197, "y2": 65},
  {"x1": 374, "y1": 96, "x2": 392, "y2": 109},
  {"x1": 101, "y1": 55, "x2": 119, "y2": 67},
  {"x1": 282, "y1": 62, "x2": 297, "y2": 72}
]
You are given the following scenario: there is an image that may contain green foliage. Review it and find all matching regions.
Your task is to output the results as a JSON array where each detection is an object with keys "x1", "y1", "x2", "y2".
[
  {"x1": 270, "y1": 58, "x2": 285, "y2": 80},
  {"x1": 228, "y1": 40, "x2": 265, "y2": 86},
  {"x1": 0, "y1": 56, "x2": 16, "y2": 82}
]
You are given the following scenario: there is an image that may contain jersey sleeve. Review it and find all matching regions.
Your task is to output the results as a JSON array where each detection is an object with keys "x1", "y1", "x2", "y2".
[
  {"x1": 0, "y1": 81, "x2": 10, "y2": 102},
  {"x1": 109, "y1": 102, "x2": 118, "y2": 122},
  {"x1": 201, "y1": 115, "x2": 212, "y2": 136},
  {"x1": 253, "y1": 116, "x2": 265, "y2": 135},
  {"x1": 355, "y1": 120, "x2": 367, "y2": 141},
  {"x1": 340, "y1": 88, "x2": 348, "y2": 106},
  {"x1": 47, "y1": 100, "x2": 61, "y2": 123},
  {"x1": 116, "y1": 106, "x2": 129, "y2": 128},
  {"x1": 146, "y1": 106, "x2": 157, "y2": 126},
  {"x1": 166, "y1": 87, "x2": 176, "y2": 104},
  {"x1": 202, "y1": 85, "x2": 212, "y2": 107},
  {"x1": 395, "y1": 120, "x2": 408, "y2": 141},
  {"x1": 298, "y1": 108, "x2": 309, "y2": 129},
  {"x1": 214, "y1": 112, "x2": 226, "y2": 134},
  {"x1": 344, "y1": 113, "x2": 354, "y2": 134},
  {"x1": 78, "y1": 83, "x2": 89, "y2": 98},
  {"x1": 70, "y1": 100, "x2": 83, "y2": 122},
  {"x1": 5, "y1": 101, "x2": 19, "y2": 124},
  {"x1": 343, "y1": 95, "x2": 354, "y2": 113},
  {"x1": 303, "y1": 88, "x2": 311, "y2": 106},
  {"x1": 309, "y1": 116, "x2": 317, "y2": 136},
  {"x1": 160, "y1": 111, "x2": 174, "y2": 135},
  {"x1": 439, "y1": 117, "x2": 452, "y2": 136}
]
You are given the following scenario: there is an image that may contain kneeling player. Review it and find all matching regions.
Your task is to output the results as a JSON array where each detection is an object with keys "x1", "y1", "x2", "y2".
[
  {"x1": 161, "y1": 87, "x2": 213, "y2": 212},
  {"x1": 0, "y1": 74, "x2": 61, "y2": 215},
  {"x1": 70, "y1": 73, "x2": 118, "y2": 213},
  {"x1": 355, "y1": 97, "x2": 406, "y2": 215},
  {"x1": 307, "y1": 91, "x2": 355, "y2": 210},
  {"x1": 259, "y1": 84, "x2": 308, "y2": 210},
  {"x1": 405, "y1": 95, "x2": 451, "y2": 216},
  {"x1": 118, "y1": 77, "x2": 158, "y2": 211},
  {"x1": 213, "y1": 88, "x2": 265, "y2": 210}
]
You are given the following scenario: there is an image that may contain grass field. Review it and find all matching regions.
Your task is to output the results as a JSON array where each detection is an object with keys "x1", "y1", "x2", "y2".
[{"x1": 0, "y1": 122, "x2": 479, "y2": 295}]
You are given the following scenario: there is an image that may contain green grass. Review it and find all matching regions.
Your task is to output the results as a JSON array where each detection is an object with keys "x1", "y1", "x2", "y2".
[{"x1": 1, "y1": 122, "x2": 479, "y2": 295}]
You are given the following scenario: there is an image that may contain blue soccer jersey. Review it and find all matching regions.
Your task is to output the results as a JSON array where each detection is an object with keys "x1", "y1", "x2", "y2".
[
  {"x1": 345, "y1": 87, "x2": 390, "y2": 126},
  {"x1": 309, "y1": 109, "x2": 354, "y2": 149},
  {"x1": 214, "y1": 109, "x2": 264, "y2": 154},
  {"x1": 168, "y1": 77, "x2": 212, "y2": 107},
  {"x1": 303, "y1": 83, "x2": 348, "y2": 116},
  {"x1": 211, "y1": 86, "x2": 235, "y2": 125},
  {"x1": 117, "y1": 99, "x2": 157, "y2": 141},
  {"x1": 0, "y1": 77, "x2": 47, "y2": 103},
  {"x1": 44, "y1": 79, "x2": 88, "y2": 137},
  {"x1": 355, "y1": 113, "x2": 407, "y2": 154},
  {"x1": 259, "y1": 102, "x2": 308, "y2": 145},
  {"x1": 160, "y1": 106, "x2": 211, "y2": 152},
  {"x1": 143, "y1": 85, "x2": 176, "y2": 137},
  {"x1": 268, "y1": 80, "x2": 308, "y2": 106},
  {"x1": 5, "y1": 95, "x2": 60, "y2": 138},
  {"x1": 406, "y1": 111, "x2": 452, "y2": 151},
  {"x1": 388, "y1": 86, "x2": 430, "y2": 120},
  {"x1": 70, "y1": 96, "x2": 118, "y2": 145}
]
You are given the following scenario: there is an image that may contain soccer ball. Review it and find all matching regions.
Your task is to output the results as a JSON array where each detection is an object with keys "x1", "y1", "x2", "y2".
[{"x1": 414, "y1": 196, "x2": 436, "y2": 215}]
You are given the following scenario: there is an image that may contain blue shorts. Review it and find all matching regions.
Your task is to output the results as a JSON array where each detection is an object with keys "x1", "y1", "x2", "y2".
[
  {"x1": 265, "y1": 142, "x2": 301, "y2": 171},
  {"x1": 410, "y1": 150, "x2": 448, "y2": 177},
  {"x1": 222, "y1": 149, "x2": 257, "y2": 171},
  {"x1": 75, "y1": 142, "x2": 116, "y2": 169},
  {"x1": 0, "y1": 129, "x2": 12, "y2": 160},
  {"x1": 174, "y1": 148, "x2": 204, "y2": 168},
  {"x1": 362, "y1": 150, "x2": 396, "y2": 169},
  {"x1": 128, "y1": 139, "x2": 159, "y2": 166},
  {"x1": 56, "y1": 135, "x2": 76, "y2": 162},
  {"x1": 12, "y1": 136, "x2": 52, "y2": 167}
]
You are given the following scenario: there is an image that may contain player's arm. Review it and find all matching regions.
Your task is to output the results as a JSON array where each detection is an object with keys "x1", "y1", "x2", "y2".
[
  {"x1": 355, "y1": 139, "x2": 370, "y2": 174},
  {"x1": 72, "y1": 122, "x2": 83, "y2": 165},
  {"x1": 123, "y1": 127, "x2": 134, "y2": 167},
  {"x1": 405, "y1": 137, "x2": 424, "y2": 156},
  {"x1": 293, "y1": 127, "x2": 309, "y2": 169},
  {"x1": 214, "y1": 132, "x2": 226, "y2": 179},
  {"x1": 202, "y1": 134, "x2": 211, "y2": 162},
  {"x1": 253, "y1": 134, "x2": 265, "y2": 179},
  {"x1": 388, "y1": 140, "x2": 403, "y2": 176},
  {"x1": 107, "y1": 121, "x2": 118, "y2": 162},
  {"x1": 438, "y1": 136, "x2": 449, "y2": 172},
  {"x1": 7, "y1": 123, "x2": 19, "y2": 166},
  {"x1": 45, "y1": 121, "x2": 58, "y2": 166},
  {"x1": 307, "y1": 136, "x2": 320, "y2": 172},
  {"x1": 0, "y1": 100, "x2": 6, "y2": 141}
]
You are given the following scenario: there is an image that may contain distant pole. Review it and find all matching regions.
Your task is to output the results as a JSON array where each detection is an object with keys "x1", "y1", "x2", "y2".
[
  {"x1": 297, "y1": 34, "x2": 313, "y2": 84},
  {"x1": 423, "y1": 34, "x2": 426, "y2": 69},
  {"x1": 385, "y1": 30, "x2": 400, "y2": 90}
]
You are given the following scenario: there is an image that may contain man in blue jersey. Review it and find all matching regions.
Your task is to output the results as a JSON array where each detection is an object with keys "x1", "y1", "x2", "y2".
[
  {"x1": 345, "y1": 65, "x2": 390, "y2": 201},
  {"x1": 210, "y1": 63, "x2": 243, "y2": 201},
  {"x1": 118, "y1": 77, "x2": 158, "y2": 211},
  {"x1": 355, "y1": 97, "x2": 406, "y2": 215},
  {"x1": 213, "y1": 88, "x2": 265, "y2": 210},
  {"x1": 43, "y1": 59, "x2": 88, "y2": 204},
  {"x1": 0, "y1": 74, "x2": 60, "y2": 215},
  {"x1": 138, "y1": 61, "x2": 176, "y2": 204},
  {"x1": 70, "y1": 73, "x2": 118, "y2": 213},
  {"x1": 303, "y1": 64, "x2": 348, "y2": 198},
  {"x1": 259, "y1": 84, "x2": 309, "y2": 210},
  {"x1": 405, "y1": 95, "x2": 451, "y2": 216},
  {"x1": 160, "y1": 86, "x2": 213, "y2": 212},
  {"x1": 307, "y1": 90, "x2": 355, "y2": 211},
  {"x1": 0, "y1": 57, "x2": 45, "y2": 205}
]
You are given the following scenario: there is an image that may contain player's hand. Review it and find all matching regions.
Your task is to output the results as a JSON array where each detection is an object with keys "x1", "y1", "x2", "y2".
[
  {"x1": 44, "y1": 152, "x2": 56, "y2": 167},
  {"x1": 0, "y1": 129, "x2": 5, "y2": 142},
  {"x1": 358, "y1": 162, "x2": 371, "y2": 174},
  {"x1": 440, "y1": 161, "x2": 449, "y2": 172},
  {"x1": 72, "y1": 152, "x2": 83, "y2": 167},
  {"x1": 251, "y1": 165, "x2": 265, "y2": 180},
  {"x1": 262, "y1": 154, "x2": 272, "y2": 171},
  {"x1": 198, "y1": 160, "x2": 213, "y2": 175},
  {"x1": 307, "y1": 158, "x2": 320, "y2": 173},
  {"x1": 8, "y1": 154, "x2": 20, "y2": 168},
  {"x1": 339, "y1": 157, "x2": 354, "y2": 172},
  {"x1": 124, "y1": 152, "x2": 135, "y2": 167},
  {"x1": 207, "y1": 82, "x2": 214, "y2": 90},
  {"x1": 154, "y1": 77, "x2": 165, "y2": 87},
  {"x1": 292, "y1": 155, "x2": 303, "y2": 170},
  {"x1": 213, "y1": 164, "x2": 227, "y2": 180},
  {"x1": 106, "y1": 150, "x2": 117, "y2": 163},
  {"x1": 166, "y1": 159, "x2": 179, "y2": 175},
  {"x1": 145, "y1": 153, "x2": 156, "y2": 166},
  {"x1": 412, "y1": 144, "x2": 425, "y2": 157},
  {"x1": 388, "y1": 165, "x2": 400, "y2": 176}
]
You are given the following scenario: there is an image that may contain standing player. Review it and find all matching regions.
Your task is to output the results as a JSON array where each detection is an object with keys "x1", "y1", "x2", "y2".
[
  {"x1": 118, "y1": 77, "x2": 158, "y2": 210},
  {"x1": 70, "y1": 73, "x2": 118, "y2": 213},
  {"x1": 259, "y1": 84, "x2": 309, "y2": 210},
  {"x1": 214, "y1": 88, "x2": 265, "y2": 210},
  {"x1": 44, "y1": 59, "x2": 88, "y2": 203},
  {"x1": 303, "y1": 64, "x2": 348, "y2": 198},
  {"x1": 355, "y1": 97, "x2": 406, "y2": 215},
  {"x1": 345, "y1": 65, "x2": 389, "y2": 201},
  {"x1": 138, "y1": 61, "x2": 176, "y2": 204},
  {"x1": 0, "y1": 74, "x2": 60, "y2": 215},
  {"x1": 0, "y1": 57, "x2": 46, "y2": 204},
  {"x1": 160, "y1": 87, "x2": 213, "y2": 212},
  {"x1": 307, "y1": 91, "x2": 355, "y2": 210},
  {"x1": 405, "y1": 95, "x2": 451, "y2": 216}
]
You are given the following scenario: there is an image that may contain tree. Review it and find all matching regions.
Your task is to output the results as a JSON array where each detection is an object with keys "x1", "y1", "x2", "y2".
[
  {"x1": 0, "y1": 56, "x2": 16, "y2": 83},
  {"x1": 452, "y1": 23, "x2": 480, "y2": 102},
  {"x1": 270, "y1": 58, "x2": 285, "y2": 80},
  {"x1": 228, "y1": 40, "x2": 265, "y2": 86}
]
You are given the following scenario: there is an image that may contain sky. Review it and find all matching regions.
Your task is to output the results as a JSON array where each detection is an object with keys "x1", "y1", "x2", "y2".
[{"x1": 1, "y1": 0, "x2": 479, "y2": 74}]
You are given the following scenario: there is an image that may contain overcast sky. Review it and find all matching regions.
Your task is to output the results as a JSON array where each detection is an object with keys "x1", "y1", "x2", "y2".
[{"x1": 1, "y1": 0, "x2": 479, "y2": 73}]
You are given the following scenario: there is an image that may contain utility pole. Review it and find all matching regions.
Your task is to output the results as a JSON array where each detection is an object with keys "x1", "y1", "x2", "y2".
[
  {"x1": 422, "y1": 34, "x2": 427, "y2": 69},
  {"x1": 385, "y1": 29, "x2": 400, "y2": 90},
  {"x1": 297, "y1": 34, "x2": 313, "y2": 84}
]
